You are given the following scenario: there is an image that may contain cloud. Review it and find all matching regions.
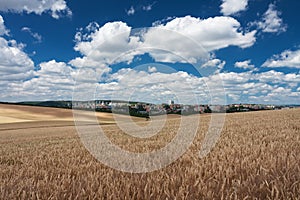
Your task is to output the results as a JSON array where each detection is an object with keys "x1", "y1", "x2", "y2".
[
  {"x1": 84, "y1": 65, "x2": 297, "y2": 104},
  {"x1": 254, "y1": 70, "x2": 300, "y2": 88},
  {"x1": 208, "y1": 70, "x2": 300, "y2": 104},
  {"x1": 14, "y1": 60, "x2": 115, "y2": 101},
  {"x1": 201, "y1": 58, "x2": 226, "y2": 74},
  {"x1": 37, "y1": 60, "x2": 72, "y2": 76},
  {"x1": 234, "y1": 60, "x2": 255, "y2": 70},
  {"x1": 0, "y1": 15, "x2": 9, "y2": 36},
  {"x1": 148, "y1": 66, "x2": 157, "y2": 73},
  {"x1": 71, "y1": 21, "x2": 142, "y2": 69},
  {"x1": 0, "y1": 37, "x2": 34, "y2": 81},
  {"x1": 101, "y1": 68, "x2": 212, "y2": 104},
  {"x1": 70, "y1": 16, "x2": 256, "y2": 72},
  {"x1": 21, "y1": 27, "x2": 42, "y2": 43},
  {"x1": 0, "y1": 15, "x2": 35, "y2": 101},
  {"x1": 152, "y1": 16, "x2": 175, "y2": 27},
  {"x1": 93, "y1": 69, "x2": 300, "y2": 104},
  {"x1": 2, "y1": 56, "x2": 300, "y2": 104},
  {"x1": 142, "y1": 5, "x2": 152, "y2": 11},
  {"x1": 145, "y1": 16, "x2": 256, "y2": 63},
  {"x1": 2, "y1": 14, "x2": 297, "y2": 104},
  {"x1": 126, "y1": 6, "x2": 135, "y2": 16},
  {"x1": 220, "y1": 0, "x2": 248, "y2": 16},
  {"x1": 262, "y1": 49, "x2": 300, "y2": 69},
  {"x1": 6, "y1": 60, "x2": 75, "y2": 101},
  {"x1": 202, "y1": 59, "x2": 226, "y2": 69},
  {"x1": 142, "y1": 2, "x2": 156, "y2": 11},
  {"x1": 141, "y1": 27, "x2": 208, "y2": 64},
  {"x1": 0, "y1": 36, "x2": 35, "y2": 101},
  {"x1": 33, "y1": 60, "x2": 74, "y2": 91},
  {"x1": 0, "y1": 0, "x2": 72, "y2": 19},
  {"x1": 126, "y1": 2, "x2": 155, "y2": 16},
  {"x1": 251, "y1": 3, "x2": 287, "y2": 34},
  {"x1": 151, "y1": 16, "x2": 256, "y2": 51}
]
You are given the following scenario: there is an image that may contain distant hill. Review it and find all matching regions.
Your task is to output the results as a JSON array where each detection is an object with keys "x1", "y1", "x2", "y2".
[
  {"x1": 0, "y1": 101, "x2": 299, "y2": 118},
  {"x1": 18, "y1": 101, "x2": 72, "y2": 109}
]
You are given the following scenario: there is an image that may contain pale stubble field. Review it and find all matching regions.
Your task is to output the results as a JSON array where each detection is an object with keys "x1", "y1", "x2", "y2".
[{"x1": 0, "y1": 104, "x2": 299, "y2": 199}]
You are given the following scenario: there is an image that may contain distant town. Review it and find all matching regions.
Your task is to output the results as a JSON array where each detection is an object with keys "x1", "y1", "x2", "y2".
[{"x1": 2, "y1": 100, "x2": 299, "y2": 118}]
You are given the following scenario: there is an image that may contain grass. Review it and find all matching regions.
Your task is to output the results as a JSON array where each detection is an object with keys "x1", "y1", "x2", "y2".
[{"x1": 0, "y1": 106, "x2": 299, "y2": 199}]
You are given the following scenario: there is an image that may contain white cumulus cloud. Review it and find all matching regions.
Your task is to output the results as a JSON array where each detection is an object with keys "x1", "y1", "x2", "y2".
[
  {"x1": 3, "y1": 59, "x2": 300, "y2": 104},
  {"x1": 220, "y1": 0, "x2": 248, "y2": 16},
  {"x1": 151, "y1": 16, "x2": 256, "y2": 51},
  {"x1": 201, "y1": 58, "x2": 226, "y2": 74},
  {"x1": 126, "y1": 6, "x2": 135, "y2": 16},
  {"x1": 251, "y1": 3, "x2": 287, "y2": 33},
  {"x1": 71, "y1": 21, "x2": 142, "y2": 69},
  {"x1": 0, "y1": 15, "x2": 9, "y2": 36},
  {"x1": 21, "y1": 27, "x2": 42, "y2": 43},
  {"x1": 0, "y1": 35, "x2": 35, "y2": 101},
  {"x1": 3, "y1": 13, "x2": 298, "y2": 104},
  {"x1": 202, "y1": 59, "x2": 226, "y2": 69},
  {"x1": 262, "y1": 49, "x2": 300, "y2": 69},
  {"x1": 142, "y1": 2, "x2": 155, "y2": 11},
  {"x1": 0, "y1": 0, "x2": 72, "y2": 19},
  {"x1": 0, "y1": 37, "x2": 34, "y2": 81},
  {"x1": 71, "y1": 16, "x2": 256, "y2": 68},
  {"x1": 234, "y1": 60, "x2": 255, "y2": 70},
  {"x1": 8, "y1": 60, "x2": 75, "y2": 101},
  {"x1": 100, "y1": 68, "x2": 212, "y2": 104},
  {"x1": 148, "y1": 66, "x2": 157, "y2": 73}
]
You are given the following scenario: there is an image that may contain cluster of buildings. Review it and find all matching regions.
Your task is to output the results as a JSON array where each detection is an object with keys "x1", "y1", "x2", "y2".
[
  {"x1": 71, "y1": 100, "x2": 295, "y2": 116},
  {"x1": 223, "y1": 104, "x2": 291, "y2": 113},
  {"x1": 73, "y1": 100, "x2": 212, "y2": 116}
]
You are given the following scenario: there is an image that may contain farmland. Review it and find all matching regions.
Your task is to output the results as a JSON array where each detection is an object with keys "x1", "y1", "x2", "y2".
[{"x1": 0, "y1": 104, "x2": 299, "y2": 199}]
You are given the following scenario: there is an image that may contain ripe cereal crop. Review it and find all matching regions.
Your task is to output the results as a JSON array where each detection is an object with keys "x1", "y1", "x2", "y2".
[{"x1": 0, "y1": 104, "x2": 299, "y2": 199}]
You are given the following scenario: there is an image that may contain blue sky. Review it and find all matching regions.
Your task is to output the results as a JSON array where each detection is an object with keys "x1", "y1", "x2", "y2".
[{"x1": 0, "y1": 0, "x2": 299, "y2": 104}]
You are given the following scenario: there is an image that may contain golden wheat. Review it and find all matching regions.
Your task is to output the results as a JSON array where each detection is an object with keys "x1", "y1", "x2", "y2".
[{"x1": 0, "y1": 107, "x2": 299, "y2": 199}]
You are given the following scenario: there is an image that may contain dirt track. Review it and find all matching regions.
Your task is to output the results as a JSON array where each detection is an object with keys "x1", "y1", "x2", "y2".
[{"x1": 0, "y1": 103, "x2": 153, "y2": 126}]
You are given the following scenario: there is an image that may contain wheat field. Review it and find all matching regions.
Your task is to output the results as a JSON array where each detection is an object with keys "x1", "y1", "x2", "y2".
[{"x1": 0, "y1": 104, "x2": 299, "y2": 199}]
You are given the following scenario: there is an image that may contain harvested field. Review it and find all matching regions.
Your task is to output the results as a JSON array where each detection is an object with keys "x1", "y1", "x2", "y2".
[{"x1": 0, "y1": 104, "x2": 299, "y2": 199}]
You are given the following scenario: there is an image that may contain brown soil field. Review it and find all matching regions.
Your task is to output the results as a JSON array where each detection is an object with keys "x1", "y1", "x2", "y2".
[
  {"x1": 0, "y1": 103, "x2": 152, "y2": 126},
  {"x1": 0, "y1": 104, "x2": 299, "y2": 199}
]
